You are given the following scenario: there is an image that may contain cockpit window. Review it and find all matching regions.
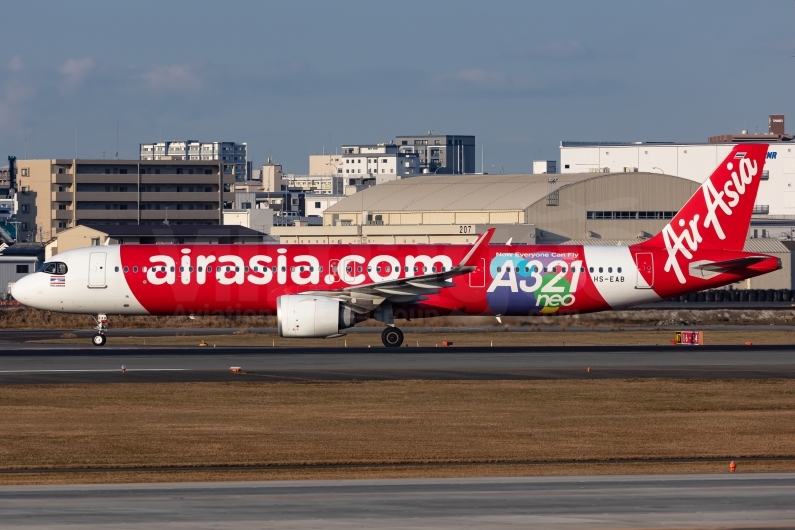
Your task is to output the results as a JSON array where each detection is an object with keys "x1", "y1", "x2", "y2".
[{"x1": 37, "y1": 262, "x2": 68, "y2": 275}]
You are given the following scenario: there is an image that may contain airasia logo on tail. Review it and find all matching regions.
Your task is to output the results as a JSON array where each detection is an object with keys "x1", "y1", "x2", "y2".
[{"x1": 656, "y1": 145, "x2": 767, "y2": 284}]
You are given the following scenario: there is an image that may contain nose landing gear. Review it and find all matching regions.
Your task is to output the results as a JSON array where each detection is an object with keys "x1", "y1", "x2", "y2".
[
  {"x1": 381, "y1": 326, "x2": 404, "y2": 348},
  {"x1": 92, "y1": 314, "x2": 108, "y2": 347}
]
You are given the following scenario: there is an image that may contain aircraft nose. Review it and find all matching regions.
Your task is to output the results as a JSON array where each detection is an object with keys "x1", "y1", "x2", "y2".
[{"x1": 11, "y1": 273, "x2": 37, "y2": 305}]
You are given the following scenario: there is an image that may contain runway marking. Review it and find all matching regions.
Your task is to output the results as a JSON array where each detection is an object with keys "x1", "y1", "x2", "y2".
[{"x1": 0, "y1": 369, "x2": 189, "y2": 373}]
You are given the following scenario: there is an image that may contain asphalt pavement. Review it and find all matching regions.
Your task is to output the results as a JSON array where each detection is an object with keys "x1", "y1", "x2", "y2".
[
  {"x1": 1, "y1": 474, "x2": 794, "y2": 529},
  {"x1": 0, "y1": 343, "x2": 793, "y2": 384}
]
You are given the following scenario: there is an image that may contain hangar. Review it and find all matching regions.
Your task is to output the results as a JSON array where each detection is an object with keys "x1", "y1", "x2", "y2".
[{"x1": 271, "y1": 172, "x2": 701, "y2": 245}]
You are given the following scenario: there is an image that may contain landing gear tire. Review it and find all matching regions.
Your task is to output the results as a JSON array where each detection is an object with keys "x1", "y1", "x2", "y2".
[
  {"x1": 92, "y1": 334, "x2": 107, "y2": 347},
  {"x1": 381, "y1": 327, "x2": 404, "y2": 348}
]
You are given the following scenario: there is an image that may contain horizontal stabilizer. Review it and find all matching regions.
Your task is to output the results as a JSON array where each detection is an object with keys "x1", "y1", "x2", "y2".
[
  {"x1": 694, "y1": 256, "x2": 767, "y2": 272},
  {"x1": 689, "y1": 256, "x2": 770, "y2": 280}
]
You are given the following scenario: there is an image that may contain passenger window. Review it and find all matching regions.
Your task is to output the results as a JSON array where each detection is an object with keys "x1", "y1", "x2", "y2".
[
  {"x1": 179, "y1": 267, "x2": 184, "y2": 272},
  {"x1": 358, "y1": 266, "x2": 363, "y2": 273},
  {"x1": 281, "y1": 267, "x2": 286, "y2": 272},
  {"x1": 189, "y1": 267, "x2": 194, "y2": 272},
  {"x1": 114, "y1": 266, "x2": 119, "y2": 272},
  {"x1": 319, "y1": 266, "x2": 323, "y2": 272},
  {"x1": 133, "y1": 266, "x2": 138, "y2": 273},
  {"x1": 244, "y1": 266, "x2": 249, "y2": 272},
  {"x1": 562, "y1": 267, "x2": 567, "y2": 273},
  {"x1": 589, "y1": 267, "x2": 594, "y2": 273},
  {"x1": 207, "y1": 266, "x2": 213, "y2": 272},
  {"x1": 599, "y1": 267, "x2": 603, "y2": 273},
  {"x1": 497, "y1": 267, "x2": 502, "y2": 272},
  {"x1": 581, "y1": 267, "x2": 585, "y2": 272},
  {"x1": 170, "y1": 266, "x2": 175, "y2": 272},
  {"x1": 198, "y1": 266, "x2": 203, "y2": 272},
  {"x1": 551, "y1": 267, "x2": 556, "y2": 273},
  {"x1": 235, "y1": 267, "x2": 240, "y2": 272},
  {"x1": 272, "y1": 266, "x2": 277, "y2": 272},
  {"x1": 608, "y1": 267, "x2": 613, "y2": 273},
  {"x1": 617, "y1": 267, "x2": 622, "y2": 273},
  {"x1": 123, "y1": 266, "x2": 129, "y2": 273},
  {"x1": 432, "y1": 267, "x2": 437, "y2": 273}
]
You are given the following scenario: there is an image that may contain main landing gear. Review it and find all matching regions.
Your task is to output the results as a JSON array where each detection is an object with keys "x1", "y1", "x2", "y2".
[
  {"x1": 92, "y1": 314, "x2": 108, "y2": 347},
  {"x1": 381, "y1": 326, "x2": 404, "y2": 348}
]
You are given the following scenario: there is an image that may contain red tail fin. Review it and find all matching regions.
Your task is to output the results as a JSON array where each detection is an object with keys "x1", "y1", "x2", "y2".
[{"x1": 641, "y1": 143, "x2": 768, "y2": 252}]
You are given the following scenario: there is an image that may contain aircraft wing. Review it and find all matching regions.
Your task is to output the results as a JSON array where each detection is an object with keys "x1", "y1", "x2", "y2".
[{"x1": 300, "y1": 228, "x2": 494, "y2": 312}]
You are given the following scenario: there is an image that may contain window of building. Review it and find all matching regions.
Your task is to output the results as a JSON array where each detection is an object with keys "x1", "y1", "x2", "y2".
[
  {"x1": 58, "y1": 204, "x2": 66, "y2": 210},
  {"x1": 315, "y1": 202, "x2": 321, "y2": 208},
  {"x1": 120, "y1": 169, "x2": 128, "y2": 174},
  {"x1": 20, "y1": 204, "x2": 28, "y2": 213},
  {"x1": 91, "y1": 238, "x2": 100, "y2": 246},
  {"x1": 20, "y1": 168, "x2": 28, "y2": 176},
  {"x1": 21, "y1": 222, "x2": 28, "y2": 230},
  {"x1": 16, "y1": 264, "x2": 28, "y2": 274}
]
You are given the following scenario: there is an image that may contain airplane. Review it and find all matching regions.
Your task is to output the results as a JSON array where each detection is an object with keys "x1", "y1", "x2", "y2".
[{"x1": 12, "y1": 143, "x2": 780, "y2": 347}]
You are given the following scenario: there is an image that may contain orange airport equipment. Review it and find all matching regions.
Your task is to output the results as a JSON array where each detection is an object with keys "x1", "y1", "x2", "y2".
[
  {"x1": 230, "y1": 367, "x2": 242, "y2": 374},
  {"x1": 442, "y1": 341, "x2": 453, "y2": 347},
  {"x1": 199, "y1": 340, "x2": 207, "y2": 347},
  {"x1": 730, "y1": 461, "x2": 737, "y2": 472},
  {"x1": 674, "y1": 331, "x2": 704, "y2": 345}
]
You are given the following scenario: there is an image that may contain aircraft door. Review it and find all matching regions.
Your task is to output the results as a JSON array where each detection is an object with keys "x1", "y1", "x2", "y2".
[
  {"x1": 635, "y1": 252, "x2": 653, "y2": 288},
  {"x1": 328, "y1": 259, "x2": 340, "y2": 283},
  {"x1": 468, "y1": 258, "x2": 486, "y2": 288},
  {"x1": 88, "y1": 252, "x2": 107, "y2": 288}
]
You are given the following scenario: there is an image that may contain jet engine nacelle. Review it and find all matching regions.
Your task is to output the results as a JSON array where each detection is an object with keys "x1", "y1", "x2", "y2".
[{"x1": 277, "y1": 295, "x2": 363, "y2": 338}]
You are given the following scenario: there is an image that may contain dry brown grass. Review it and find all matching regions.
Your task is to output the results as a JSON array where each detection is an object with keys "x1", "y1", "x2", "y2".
[
  {"x1": 0, "y1": 380, "x2": 793, "y2": 484},
  {"x1": 35, "y1": 329, "x2": 795, "y2": 347},
  {"x1": 4, "y1": 306, "x2": 795, "y2": 330}
]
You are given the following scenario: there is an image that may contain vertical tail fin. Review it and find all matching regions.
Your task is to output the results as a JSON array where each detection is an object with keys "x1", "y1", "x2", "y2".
[{"x1": 640, "y1": 143, "x2": 769, "y2": 252}]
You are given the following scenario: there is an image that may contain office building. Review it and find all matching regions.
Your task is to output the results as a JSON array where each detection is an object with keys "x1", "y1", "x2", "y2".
[
  {"x1": 140, "y1": 141, "x2": 249, "y2": 181},
  {"x1": 395, "y1": 134, "x2": 475, "y2": 174}
]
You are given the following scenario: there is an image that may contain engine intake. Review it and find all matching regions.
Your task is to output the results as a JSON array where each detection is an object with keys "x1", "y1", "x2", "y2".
[{"x1": 277, "y1": 295, "x2": 364, "y2": 338}]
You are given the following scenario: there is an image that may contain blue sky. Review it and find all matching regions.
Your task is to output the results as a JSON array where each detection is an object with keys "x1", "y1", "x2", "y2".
[{"x1": 1, "y1": 0, "x2": 793, "y2": 173}]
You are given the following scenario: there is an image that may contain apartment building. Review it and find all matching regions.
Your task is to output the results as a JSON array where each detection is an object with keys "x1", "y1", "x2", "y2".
[
  {"x1": 340, "y1": 143, "x2": 420, "y2": 184},
  {"x1": 140, "y1": 140, "x2": 249, "y2": 181},
  {"x1": 13, "y1": 159, "x2": 235, "y2": 242}
]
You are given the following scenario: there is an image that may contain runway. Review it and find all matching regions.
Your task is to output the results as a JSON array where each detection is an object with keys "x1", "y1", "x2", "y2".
[
  {"x1": 2, "y1": 474, "x2": 794, "y2": 529},
  {"x1": 1, "y1": 344, "x2": 794, "y2": 383}
]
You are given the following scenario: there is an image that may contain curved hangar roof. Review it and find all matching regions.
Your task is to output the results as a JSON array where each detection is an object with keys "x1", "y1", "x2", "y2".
[{"x1": 326, "y1": 172, "x2": 662, "y2": 213}]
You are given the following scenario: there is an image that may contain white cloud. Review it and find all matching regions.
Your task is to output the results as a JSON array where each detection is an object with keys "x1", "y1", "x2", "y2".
[
  {"x1": 142, "y1": 65, "x2": 199, "y2": 90},
  {"x1": 9, "y1": 55, "x2": 23, "y2": 71},
  {"x1": 59, "y1": 57, "x2": 95, "y2": 87}
]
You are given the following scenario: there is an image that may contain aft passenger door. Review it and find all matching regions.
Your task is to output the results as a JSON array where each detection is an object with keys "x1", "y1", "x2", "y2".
[
  {"x1": 635, "y1": 252, "x2": 653, "y2": 289},
  {"x1": 88, "y1": 252, "x2": 107, "y2": 288}
]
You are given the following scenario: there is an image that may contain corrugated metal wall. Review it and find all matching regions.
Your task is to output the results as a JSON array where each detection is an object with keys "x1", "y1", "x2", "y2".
[{"x1": 526, "y1": 173, "x2": 700, "y2": 241}]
